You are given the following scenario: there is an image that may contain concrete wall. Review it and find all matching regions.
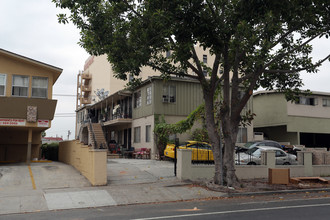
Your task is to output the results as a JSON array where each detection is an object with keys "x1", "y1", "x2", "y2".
[
  {"x1": 59, "y1": 140, "x2": 107, "y2": 186},
  {"x1": 177, "y1": 149, "x2": 330, "y2": 181}
]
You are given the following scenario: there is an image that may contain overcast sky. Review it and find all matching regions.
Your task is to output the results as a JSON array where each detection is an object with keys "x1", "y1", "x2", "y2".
[{"x1": 0, "y1": 0, "x2": 329, "y2": 140}]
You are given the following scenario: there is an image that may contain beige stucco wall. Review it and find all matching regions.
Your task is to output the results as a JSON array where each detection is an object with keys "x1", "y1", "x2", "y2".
[
  {"x1": 253, "y1": 92, "x2": 288, "y2": 128},
  {"x1": 287, "y1": 96, "x2": 330, "y2": 118},
  {"x1": 131, "y1": 115, "x2": 155, "y2": 156},
  {"x1": 177, "y1": 149, "x2": 330, "y2": 181},
  {"x1": 59, "y1": 140, "x2": 107, "y2": 186}
]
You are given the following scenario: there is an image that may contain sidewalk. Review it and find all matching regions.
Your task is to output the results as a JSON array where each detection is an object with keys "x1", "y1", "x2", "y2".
[
  {"x1": 2, "y1": 159, "x2": 329, "y2": 215},
  {"x1": 0, "y1": 160, "x2": 226, "y2": 215}
]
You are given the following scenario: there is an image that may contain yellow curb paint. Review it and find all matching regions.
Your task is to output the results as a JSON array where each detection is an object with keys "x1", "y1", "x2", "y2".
[{"x1": 28, "y1": 165, "x2": 36, "y2": 190}]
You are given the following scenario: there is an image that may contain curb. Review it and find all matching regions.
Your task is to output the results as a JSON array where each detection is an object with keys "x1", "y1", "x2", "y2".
[{"x1": 226, "y1": 187, "x2": 330, "y2": 197}]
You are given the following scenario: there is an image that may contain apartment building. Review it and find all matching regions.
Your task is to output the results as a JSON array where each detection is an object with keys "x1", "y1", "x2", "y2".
[
  {"x1": 0, "y1": 49, "x2": 62, "y2": 163},
  {"x1": 253, "y1": 91, "x2": 330, "y2": 148},
  {"x1": 76, "y1": 45, "x2": 216, "y2": 108},
  {"x1": 76, "y1": 77, "x2": 254, "y2": 158}
]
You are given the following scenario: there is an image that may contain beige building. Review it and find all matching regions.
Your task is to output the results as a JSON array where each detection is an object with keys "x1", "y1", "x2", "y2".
[
  {"x1": 76, "y1": 45, "x2": 218, "y2": 109},
  {"x1": 0, "y1": 49, "x2": 62, "y2": 163},
  {"x1": 253, "y1": 91, "x2": 330, "y2": 148}
]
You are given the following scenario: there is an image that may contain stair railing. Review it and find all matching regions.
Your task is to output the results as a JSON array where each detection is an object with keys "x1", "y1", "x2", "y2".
[{"x1": 88, "y1": 118, "x2": 98, "y2": 149}]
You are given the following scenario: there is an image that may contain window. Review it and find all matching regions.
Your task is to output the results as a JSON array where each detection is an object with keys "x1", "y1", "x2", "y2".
[
  {"x1": 0, "y1": 74, "x2": 6, "y2": 96},
  {"x1": 32, "y1": 76, "x2": 48, "y2": 98},
  {"x1": 12, "y1": 75, "x2": 29, "y2": 97},
  {"x1": 295, "y1": 97, "x2": 317, "y2": 106},
  {"x1": 203, "y1": 69, "x2": 207, "y2": 76},
  {"x1": 146, "y1": 86, "x2": 152, "y2": 105},
  {"x1": 129, "y1": 74, "x2": 133, "y2": 82},
  {"x1": 162, "y1": 85, "x2": 176, "y2": 103},
  {"x1": 146, "y1": 125, "x2": 151, "y2": 142},
  {"x1": 236, "y1": 127, "x2": 247, "y2": 143},
  {"x1": 134, "y1": 126, "x2": 141, "y2": 143},
  {"x1": 323, "y1": 98, "x2": 330, "y2": 107},
  {"x1": 203, "y1": 54, "x2": 207, "y2": 63},
  {"x1": 134, "y1": 90, "x2": 141, "y2": 108}
]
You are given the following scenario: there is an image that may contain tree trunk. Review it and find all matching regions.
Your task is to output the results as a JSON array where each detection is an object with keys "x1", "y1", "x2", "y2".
[
  {"x1": 222, "y1": 116, "x2": 240, "y2": 187},
  {"x1": 203, "y1": 91, "x2": 222, "y2": 184}
]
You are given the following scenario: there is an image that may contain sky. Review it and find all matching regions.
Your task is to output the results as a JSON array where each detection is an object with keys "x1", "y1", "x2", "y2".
[{"x1": 0, "y1": 0, "x2": 329, "y2": 140}]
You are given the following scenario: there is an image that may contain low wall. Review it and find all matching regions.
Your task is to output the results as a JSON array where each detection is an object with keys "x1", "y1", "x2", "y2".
[
  {"x1": 59, "y1": 140, "x2": 107, "y2": 186},
  {"x1": 177, "y1": 149, "x2": 330, "y2": 181}
]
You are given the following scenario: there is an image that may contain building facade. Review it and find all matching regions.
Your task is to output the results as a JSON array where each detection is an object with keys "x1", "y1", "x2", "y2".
[
  {"x1": 253, "y1": 91, "x2": 330, "y2": 148},
  {"x1": 0, "y1": 49, "x2": 62, "y2": 163},
  {"x1": 76, "y1": 77, "x2": 254, "y2": 159}
]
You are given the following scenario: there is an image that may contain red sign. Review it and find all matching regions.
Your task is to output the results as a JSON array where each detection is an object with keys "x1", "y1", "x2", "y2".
[
  {"x1": 0, "y1": 118, "x2": 26, "y2": 126},
  {"x1": 38, "y1": 120, "x2": 49, "y2": 127}
]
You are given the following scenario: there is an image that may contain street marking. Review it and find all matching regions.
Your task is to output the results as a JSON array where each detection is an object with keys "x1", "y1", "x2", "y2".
[
  {"x1": 28, "y1": 165, "x2": 36, "y2": 190},
  {"x1": 131, "y1": 202, "x2": 330, "y2": 220}
]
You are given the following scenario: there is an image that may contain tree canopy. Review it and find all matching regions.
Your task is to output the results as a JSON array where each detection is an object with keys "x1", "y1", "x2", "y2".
[{"x1": 54, "y1": 0, "x2": 330, "y2": 186}]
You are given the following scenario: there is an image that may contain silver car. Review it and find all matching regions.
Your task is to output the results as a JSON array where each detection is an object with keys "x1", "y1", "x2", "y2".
[{"x1": 235, "y1": 146, "x2": 297, "y2": 165}]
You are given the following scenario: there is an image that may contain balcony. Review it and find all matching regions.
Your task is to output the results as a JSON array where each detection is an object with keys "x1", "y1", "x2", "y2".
[
  {"x1": 80, "y1": 97, "x2": 91, "y2": 104},
  {"x1": 0, "y1": 97, "x2": 57, "y2": 120},
  {"x1": 82, "y1": 85, "x2": 91, "y2": 92}
]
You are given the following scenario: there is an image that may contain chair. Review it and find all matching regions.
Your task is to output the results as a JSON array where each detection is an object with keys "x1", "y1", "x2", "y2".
[{"x1": 142, "y1": 148, "x2": 151, "y2": 159}]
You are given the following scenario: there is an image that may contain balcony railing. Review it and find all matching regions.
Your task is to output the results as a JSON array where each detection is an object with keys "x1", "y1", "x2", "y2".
[{"x1": 80, "y1": 97, "x2": 91, "y2": 104}]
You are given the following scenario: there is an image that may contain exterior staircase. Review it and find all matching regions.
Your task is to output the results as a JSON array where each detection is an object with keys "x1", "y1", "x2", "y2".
[{"x1": 88, "y1": 123, "x2": 107, "y2": 149}]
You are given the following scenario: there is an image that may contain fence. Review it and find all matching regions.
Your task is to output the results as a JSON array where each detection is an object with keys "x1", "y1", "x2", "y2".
[{"x1": 177, "y1": 149, "x2": 330, "y2": 181}]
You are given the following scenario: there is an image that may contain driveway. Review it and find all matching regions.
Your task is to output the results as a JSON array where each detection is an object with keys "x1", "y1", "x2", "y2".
[
  {"x1": 0, "y1": 162, "x2": 90, "y2": 192},
  {"x1": 107, "y1": 158, "x2": 176, "y2": 185}
]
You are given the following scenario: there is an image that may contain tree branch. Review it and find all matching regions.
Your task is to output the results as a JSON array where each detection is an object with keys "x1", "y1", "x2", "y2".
[
  {"x1": 146, "y1": 62, "x2": 199, "y2": 80},
  {"x1": 264, "y1": 34, "x2": 321, "y2": 69}
]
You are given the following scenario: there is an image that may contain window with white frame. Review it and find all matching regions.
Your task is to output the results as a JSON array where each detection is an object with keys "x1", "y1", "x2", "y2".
[
  {"x1": 12, "y1": 75, "x2": 29, "y2": 97},
  {"x1": 0, "y1": 74, "x2": 6, "y2": 96},
  {"x1": 323, "y1": 98, "x2": 330, "y2": 107},
  {"x1": 134, "y1": 90, "x2": 141, "y2": 108},
  {"x1": 146, "y1": 86, "x2": 152, "y2": 105},
  {"x1": 162, "y1": 85, "x2": 176, "y2": 103},
  {"x1": 146, "y1": 125, "x2": 151, "y2": 142},
  {"x1": 236, "y1": 127, "x2": 247, "y2": 143},
  {"x1": 295, "y1": 96, "x2": 317, "y2": 106},
  {"x1": 203, "y1": 54, "x2": 207, "y2": 63},
  {"x1": 32, "y1": 76, "x2": 48, "y2": 98},
  {"x1": 134, "y1": 126, "x2": 141, "y2": 143}
]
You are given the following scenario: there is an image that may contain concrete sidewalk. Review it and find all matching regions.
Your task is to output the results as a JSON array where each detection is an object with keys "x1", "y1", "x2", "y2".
[{"x1": 0, "y1": 160, "x2": 226, "y2": 215}]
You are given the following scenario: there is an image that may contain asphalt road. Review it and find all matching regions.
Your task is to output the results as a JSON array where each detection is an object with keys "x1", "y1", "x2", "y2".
[{"x1": 2, "y1": 191, "x2": 330, "y2": 220}]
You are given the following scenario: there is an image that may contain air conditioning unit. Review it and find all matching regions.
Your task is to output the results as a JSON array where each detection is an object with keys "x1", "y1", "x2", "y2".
[{"x1": 162, "y1": 96, "x2": 169, "y2": 102}]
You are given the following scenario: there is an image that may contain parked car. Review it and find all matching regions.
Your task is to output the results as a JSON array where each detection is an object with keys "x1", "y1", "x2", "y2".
[
  {"x1": 164, "y1": 141, "x2": 214, "y2": 161},
  {"x1": 235, "y1": 146, "x2": 297, "y2": 165},
  {"x1": 236, "y1": 140, "x2": 283, "y2": 153}
]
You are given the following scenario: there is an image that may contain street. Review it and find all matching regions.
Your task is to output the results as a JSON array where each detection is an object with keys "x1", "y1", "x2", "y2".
[{"x1": 2, "y1": 190, "x2": 330, "y2": 220}]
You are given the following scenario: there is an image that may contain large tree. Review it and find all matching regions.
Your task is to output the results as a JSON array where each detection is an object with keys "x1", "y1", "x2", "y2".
[{"x1": 54, "y1": 0, "x2": 330, "y2": 186}]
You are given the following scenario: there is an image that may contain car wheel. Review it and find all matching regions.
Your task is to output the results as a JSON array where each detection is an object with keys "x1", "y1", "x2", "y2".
[
  {"x1": 283, "y1": 162, "x2": 291, "y2": 165},
  {"x1": 247, "y1": 162, "x2": 257, "y2": 165}
]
